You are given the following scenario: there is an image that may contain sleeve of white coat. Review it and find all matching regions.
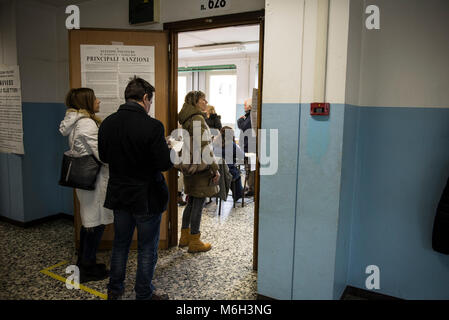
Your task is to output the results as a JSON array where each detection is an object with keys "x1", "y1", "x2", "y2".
[{"x1": 79, "y1": 119, "x2": 101, "y2": 162}]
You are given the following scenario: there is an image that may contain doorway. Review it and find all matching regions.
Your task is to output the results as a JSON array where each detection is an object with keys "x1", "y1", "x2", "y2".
[{"x1": 164, "y1": 10, "x2": 264, "y2": 271}]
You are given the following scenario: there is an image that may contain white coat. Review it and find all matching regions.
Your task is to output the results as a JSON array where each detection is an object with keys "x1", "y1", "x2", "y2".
[{"x1": 59, "y1": 110, "x2": 113, "y2": 228}]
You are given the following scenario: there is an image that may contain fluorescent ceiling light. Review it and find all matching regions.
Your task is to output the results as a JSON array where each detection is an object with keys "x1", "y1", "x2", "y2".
[{"x1": 191, "y1": 42, "x2": 245, "y2": 52}]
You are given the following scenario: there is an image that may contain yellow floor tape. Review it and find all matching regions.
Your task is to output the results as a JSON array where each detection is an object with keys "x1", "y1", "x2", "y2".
[{"x1": 40, "y1": 260, "x2": 107, "y2": 300}]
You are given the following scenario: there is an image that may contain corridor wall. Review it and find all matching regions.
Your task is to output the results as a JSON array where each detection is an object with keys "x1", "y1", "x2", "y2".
[
  {"x1": 344, "y1": 0, "x2": 449, "y2": 299},
  {"x1": 0, "y1": 0, "x2": 24, "y2": 222},
  {"x1": 0, "y1": 0, "x2": 74, "y2": 223},
  {"x1": 258, "y1": 0, "x2": 352, "y2": 300}
]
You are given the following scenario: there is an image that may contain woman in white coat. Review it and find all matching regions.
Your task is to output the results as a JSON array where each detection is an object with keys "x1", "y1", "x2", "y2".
[{"x1": 59, "y1": 88, "x2": 113, "y2": 283}]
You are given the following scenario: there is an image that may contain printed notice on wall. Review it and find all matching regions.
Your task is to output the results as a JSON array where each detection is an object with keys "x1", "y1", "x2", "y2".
[
  {"x1": 251, "y1": 88, "x2": 258, "y2": 135},
  {"x1": 0, "y1": 65, "x2": 24, "y2": 154},
  {"x1": 80, "y1": 45, "x2": 155, "y2": 119}
]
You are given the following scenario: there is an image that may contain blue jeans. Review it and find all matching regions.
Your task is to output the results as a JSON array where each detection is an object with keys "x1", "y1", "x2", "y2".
[
  {"x1": 107, "y1": 210, "x2": 162, "y2": 300},
  {"x1": 181, "y1": 196, "x2": 205, "y2": 234}
]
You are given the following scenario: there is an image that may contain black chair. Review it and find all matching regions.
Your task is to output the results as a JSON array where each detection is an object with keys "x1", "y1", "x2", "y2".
[{"x1": 215, "y1": 162, "x2": 244, "y2": 216}]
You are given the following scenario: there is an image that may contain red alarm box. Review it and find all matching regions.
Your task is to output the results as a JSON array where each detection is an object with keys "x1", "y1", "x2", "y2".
[{"x1": 310, "y1": 103, "x2": 330, "y2": 116}]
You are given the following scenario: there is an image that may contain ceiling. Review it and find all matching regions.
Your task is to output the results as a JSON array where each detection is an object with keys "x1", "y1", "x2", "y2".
[{"x1": 178, "y1": 25, "x2": 260, "y2": 59}]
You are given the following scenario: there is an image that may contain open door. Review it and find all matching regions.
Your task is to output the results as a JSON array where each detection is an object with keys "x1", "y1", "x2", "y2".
[
  {"x1": 68, "y1": 28, "x2": 173, "y2": 250},
  {"x1": 164, "y1": 10, "x2": 264, "y2": 269}
]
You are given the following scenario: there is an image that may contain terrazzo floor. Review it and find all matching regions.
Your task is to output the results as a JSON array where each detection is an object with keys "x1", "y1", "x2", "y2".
[{"x1": 0, "y1": 196, "x2": 256, "y2": 300}]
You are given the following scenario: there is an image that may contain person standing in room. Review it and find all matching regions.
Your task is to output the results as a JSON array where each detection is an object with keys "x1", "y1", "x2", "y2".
[
  {"x1": 59, "y1": 88, "x2": 112, "y2": 283},
  {"x1": 178, "y1": 90, "x2": 220, "y2": 253},
  {"x1": 204, "y1": 105, "x2": 222, "y2": 137},
  {"x1": 237, "y1": 98, "x2": 255, "y2": 197},
  {"x1": 213, "y1": 126, "x2": 245, "y2": 201},
  {"x1": 98, "y1": 77, "x2": 172, "y2": 300}
]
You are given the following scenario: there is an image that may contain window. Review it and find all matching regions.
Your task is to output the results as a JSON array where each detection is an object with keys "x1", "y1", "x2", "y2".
[
  {"x1": 206, "y1": 70, "x2": 237, "y2": 130},
  {"x1": 178, "y1": 75, "x2": 187, "y2": 113}
]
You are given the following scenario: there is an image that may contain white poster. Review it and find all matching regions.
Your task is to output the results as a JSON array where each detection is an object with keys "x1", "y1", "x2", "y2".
[
  {"x1": 80, "y1": 45, "x2": 155, "y2": 119},
  {"x1": 251, "y1": 88, "x2": 258, "y2": 135},
  {"x1": 0, "y1": 65, "x2": 24, "y2": 154}
]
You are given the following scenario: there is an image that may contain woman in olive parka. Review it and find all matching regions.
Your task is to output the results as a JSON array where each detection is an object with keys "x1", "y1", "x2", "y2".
[{"x1": 177, "y1": 90, "x2": 220, "y2": 253}]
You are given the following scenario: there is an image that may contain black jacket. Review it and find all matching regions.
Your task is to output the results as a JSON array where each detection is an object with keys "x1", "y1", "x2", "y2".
[
  {"x1": 205, "y1": 113, "x2": 222, "y2": 130},
  {"x1": 432, "y1": 176, "x2": 449, "y2": 254},
  {"x1": 98, "y1": 102, "x2": 173, "y2": 214},
  {"x1": 237, "y1": 110, "x2": 255, "y2": 153}
]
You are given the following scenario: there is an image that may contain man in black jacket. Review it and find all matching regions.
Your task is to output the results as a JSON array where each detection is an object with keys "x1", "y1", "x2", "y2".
[
  {"x1": 98, "y1": 77, "x2": 173, "y2": 300},
  {"x1": 237, "y1": 99, "x2": 255, "y2": 197}
]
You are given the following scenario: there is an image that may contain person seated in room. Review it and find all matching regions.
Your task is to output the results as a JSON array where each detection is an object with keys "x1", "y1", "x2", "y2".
[
  {"x1": 213, "y1": 126, "x2": 244, "y2": 201},
  {"x1": 204, "y1": 105, "x2": 222, "y2": 137}
]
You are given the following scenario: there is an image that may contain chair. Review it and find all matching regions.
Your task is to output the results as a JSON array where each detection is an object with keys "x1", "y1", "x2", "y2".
[{"x1": 215, "y1": 162, "x2": 245, "y2": 216}]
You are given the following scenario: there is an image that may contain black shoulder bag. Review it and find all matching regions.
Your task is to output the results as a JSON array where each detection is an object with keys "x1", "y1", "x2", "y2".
[{"x1": 59, "y1": 117, "x2": 101, "y2": 190}]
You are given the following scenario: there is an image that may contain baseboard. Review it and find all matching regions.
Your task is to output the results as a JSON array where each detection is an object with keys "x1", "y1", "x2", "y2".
[
  {"x1": 340, "y1": 286, "x2": 402, "y2": 300},
  {"x1": 257, "y1": 294, "x2": 276, "y2": 300},
  {"x1": 0, "y1": 213, "x2": 74, "y2": 228},
  {"x1": 257, "y1": 286, "x2": 401, "y2": 300}
]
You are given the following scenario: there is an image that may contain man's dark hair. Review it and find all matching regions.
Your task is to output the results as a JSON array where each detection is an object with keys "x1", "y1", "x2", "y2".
[{"x1": 124, "y1": 76, "x2": 155, "y2": 102}]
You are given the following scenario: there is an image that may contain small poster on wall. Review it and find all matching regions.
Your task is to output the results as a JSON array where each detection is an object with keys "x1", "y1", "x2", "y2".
[
  {"x1": 0, "y1": 65, "x2": 24, "y2": 154},
  {"x1": 251, "y1": 88, "x2": 258, "y2": 136},
  {"x1": 80, "y1": 45, "x2": 155, "y2": 119}
]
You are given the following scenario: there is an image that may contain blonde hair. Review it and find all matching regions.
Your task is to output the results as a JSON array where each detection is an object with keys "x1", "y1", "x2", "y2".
[
  {"x1": 185, "y1": 90, "x2": 205, "y2": 106},
  {"x1": 208, "y1": 105, "x2": 217, "y2": 115}
]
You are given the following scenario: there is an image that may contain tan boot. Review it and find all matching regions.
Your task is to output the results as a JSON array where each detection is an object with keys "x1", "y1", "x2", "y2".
[
  {"x1": 188, "y1": 233, "x2": 211, "y2": 253},
  {"x1": 179, "y1": 228, "x2": 190, "y2": 247}
]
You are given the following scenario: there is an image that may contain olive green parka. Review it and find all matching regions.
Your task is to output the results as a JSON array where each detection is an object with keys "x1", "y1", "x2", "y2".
[{"x1": 178, "y1": 102, "x2": 219, "y2": 198}]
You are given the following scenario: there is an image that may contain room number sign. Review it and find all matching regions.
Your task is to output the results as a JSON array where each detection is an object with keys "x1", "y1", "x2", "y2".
[{"x1": 200, "y1": 0, "x2": 230, "y2": 12}]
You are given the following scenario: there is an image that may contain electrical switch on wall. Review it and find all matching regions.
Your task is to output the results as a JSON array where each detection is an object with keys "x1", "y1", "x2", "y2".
[{"x1": 310, "y1": 103, "x2": 330, "y2": 116}]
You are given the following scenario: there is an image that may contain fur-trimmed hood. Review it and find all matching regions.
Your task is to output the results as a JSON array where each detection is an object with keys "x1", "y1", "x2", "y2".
[{"x1": 178, "y1": 103, "x2": 203, "y2": 126}]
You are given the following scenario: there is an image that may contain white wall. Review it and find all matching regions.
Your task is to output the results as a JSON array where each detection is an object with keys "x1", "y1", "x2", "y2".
[
  {"x1": 325, "y1": 0, "x2": 350, "y2": 103},
  {"x1": 358, "y1": 0, "x2": 449, "y2": 107},
  {"x1": 262, "y1": 0, "x2": 303, "y2": 104},
  {"x1": 263, "y1": 0, "x2": 350, "y2": 105},
  {"x1": 344, "y1": 0, "x2": 363, "y2": 105},
  {"x1": 0, "y1": 0, "x2": 18, "y2": 65},
  {"x1": 16, "y1": 0, "x2": 59, "y2": 103}
]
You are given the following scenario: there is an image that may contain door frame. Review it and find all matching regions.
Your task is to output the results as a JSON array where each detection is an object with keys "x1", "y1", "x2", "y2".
[{"x1": 164, "y1": 10, "x2": 265, "y2": 270}]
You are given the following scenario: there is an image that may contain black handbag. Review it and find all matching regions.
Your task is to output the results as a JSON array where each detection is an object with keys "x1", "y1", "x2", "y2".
[{"x1": 59, "y1": 117, "x2": 101, "y2": 190}]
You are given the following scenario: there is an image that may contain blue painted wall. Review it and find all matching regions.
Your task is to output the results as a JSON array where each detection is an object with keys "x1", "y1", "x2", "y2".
[
  {"x1": 0, "y1": 102, "x2": 73, "y2": 223},
  {"x1": 0, "y1": 154, "x2": 25, "y2": 221},
  {"x1": 334, "y1": 105, "x2": 359, "y2": 299},
  {"x1": 21, "y1": 102, "x2": 73, "y2": 221},
  {"x1": 347, "y1": 106, "x2": 449, "y2": 299},
  {"x1": 293, "y1": 103, "x2": 346, "y2": 299},
  {"x1": 258, "y1": 103, "x2": 301, "y2": 299}
]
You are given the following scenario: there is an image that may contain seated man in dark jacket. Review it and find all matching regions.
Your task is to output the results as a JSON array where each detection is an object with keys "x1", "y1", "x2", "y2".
[{"x1": 98, "y1": 77, "x2": 173, "y2": 300}]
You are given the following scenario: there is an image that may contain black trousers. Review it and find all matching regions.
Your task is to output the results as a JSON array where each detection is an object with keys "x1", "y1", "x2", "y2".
[{"x1": 77, "y1": 225, "x2": 106, "y2": 266}]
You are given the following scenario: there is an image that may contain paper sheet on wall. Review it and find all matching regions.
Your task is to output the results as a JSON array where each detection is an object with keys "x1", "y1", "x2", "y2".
[
  {"x1": 251, "y1": 88, "x2": 258, "y2": 137},
  {"x1": 0, "y1": 65, "x2": 24, "y2": 154},
  {"x1": 80, "y1": 45, "x2": 155, "y2": 119}
]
